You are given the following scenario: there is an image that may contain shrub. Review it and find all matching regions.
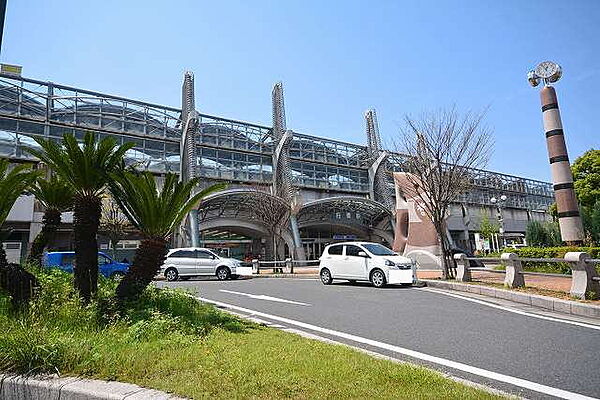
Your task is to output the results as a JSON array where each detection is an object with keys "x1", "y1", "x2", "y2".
[{"x1": 0, "y1": 267, "x2": 249, "y2": 374}]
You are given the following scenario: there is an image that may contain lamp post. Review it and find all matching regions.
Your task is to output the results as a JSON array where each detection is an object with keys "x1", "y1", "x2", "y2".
[
  {"x1": 490, "y1": 195, "x2": 507, "y2": 249},
  {"x1": 527, "y1": 61, "x2": 584, "y2": 245}
]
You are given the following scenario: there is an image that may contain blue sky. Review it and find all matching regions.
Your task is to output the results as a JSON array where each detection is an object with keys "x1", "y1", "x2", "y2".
[{"x1": 3, "y1": 0, "x2": 599, "y2": 181}]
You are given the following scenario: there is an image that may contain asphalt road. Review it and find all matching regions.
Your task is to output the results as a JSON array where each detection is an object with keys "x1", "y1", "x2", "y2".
[{"x1": 158, "y1": 277, "x2": 600, "y2": 399}]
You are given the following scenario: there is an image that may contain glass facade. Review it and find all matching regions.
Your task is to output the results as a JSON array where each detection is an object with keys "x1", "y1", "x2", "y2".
[{"x1": 0, "y1": 74, "x2": 554, "y2": 210}]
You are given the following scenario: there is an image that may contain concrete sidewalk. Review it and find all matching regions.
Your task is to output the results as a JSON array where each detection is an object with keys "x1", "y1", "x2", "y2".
[{"x1": 417, "y1": 269, "x2": 576, "y2": 295}]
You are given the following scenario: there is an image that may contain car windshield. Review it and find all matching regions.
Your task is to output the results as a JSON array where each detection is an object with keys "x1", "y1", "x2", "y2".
[{"x1": 363, "y1": 244, "x2": 396, "y2": 256}]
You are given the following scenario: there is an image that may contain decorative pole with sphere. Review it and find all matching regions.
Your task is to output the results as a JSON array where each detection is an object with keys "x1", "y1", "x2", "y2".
[{"x1": 527, "y1": 61, "x2": 584, "y2": 245}]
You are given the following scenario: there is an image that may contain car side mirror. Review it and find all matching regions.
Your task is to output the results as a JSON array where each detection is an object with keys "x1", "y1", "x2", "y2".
[{"x1": 358, "y1": 251, "x2": 368, "y2": 258}]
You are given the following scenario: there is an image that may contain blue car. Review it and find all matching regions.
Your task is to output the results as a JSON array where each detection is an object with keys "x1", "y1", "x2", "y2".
[{"x1": 43, "y1": 251, "x2": 130, "y2": 278}]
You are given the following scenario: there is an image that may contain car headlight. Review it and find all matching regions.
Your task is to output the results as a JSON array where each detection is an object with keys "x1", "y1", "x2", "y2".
[{"x1": 385, "y1": 259, "x2": 396, "y2": 267}]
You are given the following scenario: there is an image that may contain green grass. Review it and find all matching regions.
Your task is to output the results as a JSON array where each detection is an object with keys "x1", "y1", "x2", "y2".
[{"x1": 0, "y1": 268, "x2": 504, "y2": 399}]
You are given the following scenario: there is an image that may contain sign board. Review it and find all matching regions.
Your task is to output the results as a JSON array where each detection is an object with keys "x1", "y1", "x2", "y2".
[
  {"x1": 1, "y1": 64, "x2": 22, "y2": 76},
  {"x1": 333, "y1": 234, "x2": 357, "y2": 240},
  {"x1": 2, "y1": 242, "x2": 22, "y2": 264},
  {"x1": 475, "y1": 233, "x2": 491, "y2": 252}
]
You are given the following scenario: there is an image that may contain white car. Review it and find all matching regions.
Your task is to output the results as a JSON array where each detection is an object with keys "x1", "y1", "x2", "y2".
[
  {"x1": 318, "y1": 242, "x2": 415, "y2": 288},
  {"x1": 160, "y1": 248, "x2": 253, "y2": 281}
]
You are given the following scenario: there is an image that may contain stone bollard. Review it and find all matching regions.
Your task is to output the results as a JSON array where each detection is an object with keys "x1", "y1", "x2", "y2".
[
  {"x1": 454, "y1": 253, "x2": 471, "y2": 282},
  {"x1": 285, "y1": 258, "x2": 293, "y2": 274},
  {"x1": 565, "y1": 252, "x2": 599, "y2": 300},
  {"x1": 502, "y1": 252, "x2": 525, "y2": 288},
  {"x1": 252, "y1": 259, "x2": 260, "y2": 274}
]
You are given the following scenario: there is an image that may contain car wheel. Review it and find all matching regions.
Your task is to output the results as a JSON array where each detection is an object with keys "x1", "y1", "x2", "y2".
[
  {"x1": 320, "y1": 268, "x2": 333, "y2": 285},
  {"x1": 370, "y1": 269, "x2": 386, "y2": 288},
  {"x1": 216, "y1": 267, "x2": 231, "y2": 281},
  {"x1": 165, "y1": 268, "x2": 179, "y2": 282}
]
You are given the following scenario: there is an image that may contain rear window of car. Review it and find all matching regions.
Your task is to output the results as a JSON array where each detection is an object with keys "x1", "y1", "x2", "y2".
[
  {"x1": 328, "y1": 245, "x2": 343, "y2": 255},
  {"x1": 196, "y1": 251, "x2": 214, "y2": 259}
]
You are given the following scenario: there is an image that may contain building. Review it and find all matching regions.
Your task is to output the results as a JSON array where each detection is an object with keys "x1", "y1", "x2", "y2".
[{"x1": 0, "y1": 73, "x2": 553, "y2": 264}]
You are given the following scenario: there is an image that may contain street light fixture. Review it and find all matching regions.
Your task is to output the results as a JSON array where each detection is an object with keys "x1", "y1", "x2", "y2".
[{"x1": 490, "y1": 195, "x2": 507, "y2": 249}]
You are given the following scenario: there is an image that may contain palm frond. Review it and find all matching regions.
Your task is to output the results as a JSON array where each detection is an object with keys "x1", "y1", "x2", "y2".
[
  {"x1": 24, "y1": 132, "x2": 134, "y2": 197},
  {"x1": 108, "y1": 171, "x2": 226, "y2": 239},
  {"x1": 29, "y1": 175, "x2": 74, "y2": 212}
]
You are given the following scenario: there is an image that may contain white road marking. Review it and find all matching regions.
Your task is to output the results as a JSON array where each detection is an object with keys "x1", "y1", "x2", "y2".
[
  {"x1": 198, "y1": 295, "x2": 598, "y2": 400},
  {"x1": 219, "y1": 289, "x2": 310, "y2": 306},
  {"x1": 418, "y1": 287, "x2": 600, "y2": 331}
]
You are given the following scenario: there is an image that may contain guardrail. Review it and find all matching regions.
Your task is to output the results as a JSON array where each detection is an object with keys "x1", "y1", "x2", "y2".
[
  {"x1": 453, "y1": 252, "x2": 600, "y2": 300},
  {"x1": 251, "y1": 258, "x2": 320, "y2": 274}
]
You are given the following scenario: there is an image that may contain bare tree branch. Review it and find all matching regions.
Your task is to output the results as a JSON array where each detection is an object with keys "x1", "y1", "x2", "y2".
[{"x1": 395, "y1": 107, "x2": 494, "y2": 278}]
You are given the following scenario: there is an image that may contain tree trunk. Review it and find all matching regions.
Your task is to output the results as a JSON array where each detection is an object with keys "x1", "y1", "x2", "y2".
[
  {"x1": 27, "y1": 208, "x2": 61, "y2": 266},
  {"x1": 72, "y1": 194, "x2": 102, "y2": 302},
  {"x1": 116, "y1": 236, "x2": 168, "y2": 303},
  {"x1": 435, "y1": 223, "x2": 452, "y2": 280}
]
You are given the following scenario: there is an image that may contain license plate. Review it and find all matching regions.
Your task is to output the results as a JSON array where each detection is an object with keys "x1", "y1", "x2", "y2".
[
  {"x1": 388, "y1": 269, "x2": 413, "y2": 284},
  {"x1": 235, "y1": 266, "x2": 253, "y2": 276}
]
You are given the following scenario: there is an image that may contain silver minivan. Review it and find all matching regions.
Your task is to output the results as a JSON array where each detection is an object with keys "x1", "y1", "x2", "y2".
[
  {"x1": 160, "y1": 248, "x2": 252, "y2": 281},
  {"x1": 319, "y1": 242, "x2": 415, "y2": 287}
]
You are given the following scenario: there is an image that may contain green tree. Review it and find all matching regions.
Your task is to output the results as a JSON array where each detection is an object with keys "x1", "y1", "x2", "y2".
[
  {"x1": 100, "y1": 195, "x2": 131, "y2": 260},
  {"x1": 479, "y1": 213, "x2": 499, "y2": 240},
  {"x1": 108, "y1": 170, "x2": 226, "y2": 302},
  {"x1": 572, "y1": 149, "x2": 600, "y2": 245},
  {"x1": 27, "y1": 175, "x2": 74, "y2": 266},
  {"x1": 581, "y1": 201, "x2": 600, "y2": 246},
  {"x1": 572, "y1": 149, "x2": 600, "y2": 209},
  {"x1": 26, "y1": 133, "x2": 133, "y2": 301},
  {"x1": 526, "y1": 220, "x2": 548, "y2": 247},
  {"x1": 543, "y1": 221, "x2": 562, "y2": 246},
  {"x1": 0, "y1": 159, "x2": 40, "y2": 268},
  {"x1": 525, "y1": 220, "x2": 561, "y2": 247}
]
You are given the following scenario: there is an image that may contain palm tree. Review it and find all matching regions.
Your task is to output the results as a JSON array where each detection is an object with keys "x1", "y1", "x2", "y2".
[
  {"x1": 26, "y1": 132, "x2": 133, "y2": 301},
  {"x1": 0, "y1": 159, "x2": 40, "y2": 268},
  {"x1": 108, "y1": 170, "x2": 226, "y2": 302},
  {"x1": 27, "y1": 175, "x2": 74, "y2": 266}
]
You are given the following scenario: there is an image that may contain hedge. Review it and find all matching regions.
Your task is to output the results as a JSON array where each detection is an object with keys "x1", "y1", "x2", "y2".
[{"x1": 493, "y1": 247, "x2": 600, "y2": 274}]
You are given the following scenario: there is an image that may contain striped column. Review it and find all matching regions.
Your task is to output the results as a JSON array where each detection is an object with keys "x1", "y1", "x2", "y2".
[{"x1": 540, "y1": 86, "x2": 584, "y2": 245}]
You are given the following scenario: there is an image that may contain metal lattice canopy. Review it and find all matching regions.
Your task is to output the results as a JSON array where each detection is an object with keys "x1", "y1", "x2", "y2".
[
  {"x1": 297, "y1": 196, "x2": 392, "y2": 228},
  {"x1": 197, "y1": 188, "x2": 289, "y2": 223}
]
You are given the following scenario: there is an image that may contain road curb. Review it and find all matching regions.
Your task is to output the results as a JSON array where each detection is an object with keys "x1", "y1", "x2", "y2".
[
  {"x1": 422, "y1": 279, "x2": 600, "y2": 319},
  {"x1": 252, "y1": 273, "x2": 318, "y2": 278},
  {"x1": 0, "y1": 374, "x2": 186, "y2": 399}
]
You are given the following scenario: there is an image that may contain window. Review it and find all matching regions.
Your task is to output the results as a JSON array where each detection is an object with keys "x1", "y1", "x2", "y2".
[
  {"x1": 170, "y1": 250, "x2": 195, "y2": 258},
  {"x1": 61, "y1": 254, "x2": 75, "y2": 266},
  {"x1": 345, "y1": 245, "x2": 363, "y2": 257},
  {"x1": 328, "y1": 245, "x2": 343, "y2": 255},
  {"x1": 363, "y1": 243, "x2": 396, "y2": 256},
  {"x1": 98, "y1": 254, "x2": 110, "y2": 265},
  {"x1": 196, "y1": 250, "x2": 215, "y2": 259}
]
